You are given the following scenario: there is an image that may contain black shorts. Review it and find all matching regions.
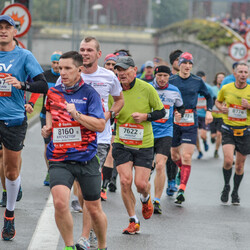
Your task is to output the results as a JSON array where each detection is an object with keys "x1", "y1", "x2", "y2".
[
  {"x1": 210, "y1": 118, "x2": 223, "y2": 134},
  {"x1": 221, "y1": 125, "x2": 250, "y2": 156},
  {"x1": 40, "y1": 117, "x2": 51, "y2": 144},
  {"x1": 112, "y1": 143, "x2": 154, "y2": 169},
  {"x1": 154, "y1": 136, "x2": 172, "y2": 157},
  {"x1": 48, "y1": 155, "x2": 101, "y2": 201},
  {"x1": 0, "y1": 119, "x2": 27, "y2": 151},
  {"x1": 172, "y1": 124, "x2": 197, "y2": 147}
]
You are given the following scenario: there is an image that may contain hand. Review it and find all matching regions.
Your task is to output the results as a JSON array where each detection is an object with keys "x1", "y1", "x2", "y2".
[
  {"x1": 205, "y1": 111, "x2": 213, "y2": 125},
  {"x1": 41, "y1": 125, "x2": 52, "y2": 138},
  {"x1": 4, "y1": 75, "x2": 22, "y2": 89},
  {"x1": 174, "y1": 111, "x2": 182, "y2": 122},
  {"x1": 221, "y1": 103, "x2": 228, "y2": 114},
  {"x1": 24, "y1": 104, "x2": 34, "y2": 114},
  {"x1": 131, "y1": 112, "x2": 147, "y2": 123},
  {"x1": 241, "y1": 98, "x2": 249, "y2": 109},
  {"x1": 65, "y1": 101, "x2": 77, "y2": 118}
]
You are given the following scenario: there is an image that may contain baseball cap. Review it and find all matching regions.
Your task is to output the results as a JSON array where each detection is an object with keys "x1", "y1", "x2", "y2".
[
  {"x1": 145, "y1": 60, "x2": 154, "y2": 68},
  {"x1": 114, "y1": 56, "x2": 135, "y2": 69},
  {"x1": 0, "y1": 15, "x2": 16, "y2": 27},
  {"x1": 178, "y1": 52, "x2": 193, "y2": 66},
  {"x1": 155, "y1": 65, "x2": 171, "y2": 75},
  {"x1": 196, "y1": 71, "x2": 206, "y2": 77}
]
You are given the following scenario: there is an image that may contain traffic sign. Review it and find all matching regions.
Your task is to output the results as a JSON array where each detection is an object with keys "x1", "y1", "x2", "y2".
[
  {"x1": 1, "y1": 3, "x2": 31, "y2": 38},
  {"x1": 245, "y1": 31, "x2": 250, "y2": 49},
  {"x1": 228, "y1": 42, "x2": 247, "y2": 61}
]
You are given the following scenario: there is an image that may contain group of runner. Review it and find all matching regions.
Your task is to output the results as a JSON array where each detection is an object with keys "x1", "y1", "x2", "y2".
[{"x1": 0, "y1": 14, "x2": 250, "y2": 250}]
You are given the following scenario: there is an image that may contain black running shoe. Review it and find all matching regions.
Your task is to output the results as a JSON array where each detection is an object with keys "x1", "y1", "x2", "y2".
[
  {"x1": 175, "y1": 189, "x2": 185, "y2": 205},
  {"x1": 153, "y1": 201, "x2": 162, "y2": 214},
  {"x1": 231, "y1": 192, "x2": 240, "y2": 205},
  {"x1": 16, "y1": 186, "x2": 22, "y2": 202},
  {"x1": 1, "y1": 212, "x2": 16, "y2": 241},
  {"x1": 221, "y1": 184, "x2": 230, "y2": 203}
]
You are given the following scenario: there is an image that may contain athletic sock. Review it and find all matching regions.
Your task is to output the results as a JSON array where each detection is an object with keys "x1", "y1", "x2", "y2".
[
  {"x1": 174, "y1": 159, "x2": 182, "y2": 168},
  {"x1": 6, "y1": 175, "x2": 21, "y2": 212},
  {"x1": 140, "y1": 194, "x2": 150, "y2": 203},
  {"x1": 180, "y1": 164, "x2": 191, "y2": 190},
  {"x1": 223, "y1": 168, "x2": 232, "y2": 185},
  {"x1": 153, "y1": 197, "x2": 160, "y2": 203},
  {"x1": 5, "y1": 209, "x2": 14, "y2": 218},
  {"x1": 129, "y1": 214, "x2": 139, "y2": 223},
  {"x1": 102, "y1": 166, "x2": 113, "y2": 189},
  {"x1": 233, "y1": 173, "x2": 244, "y2": 193}
]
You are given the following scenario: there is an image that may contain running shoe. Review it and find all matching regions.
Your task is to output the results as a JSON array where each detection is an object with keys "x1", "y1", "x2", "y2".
[
  {"x1": 101, "y1": 189, "x2": 107, "y2": 201},
  {"x1": 170, "y1": 179, "x2": 178, "y2": 192},
  {"x1": 16, "y1": 186, "x2": 22, "y2": 202},
  {"x1": 153, "y1": 201, "x2": 162, "y2": 214},
  {"x1": 231, "y1": 191, "x2": 240, "y2": 205},
  {"x1": 220, "y1": 184, "x2": 230, "y2": 203},
  {"x1": 0, "y1": 191, "x2": 7, "y2": 207},
  {"x1": 71, "y1": 200, "x2": 82, "y2": 213},
  {"x1": 141, "y1": 196, "x2": 154, "y2": 219},
  {"x1": 214, "y1": 150, "x2": 219, "y2": 159},
  {"x1": 175, "y1": 170, "x2": 181, "y2": 186},
  {"x1": 1, "y1": 212, "x2": 16, "y2": 241},
  {"x1": 197, "y1": 151, "x2": 203, "y2": 159},
  {"x1": 43, "y1": 172, "x2": 50, "y2": 186},
  {"x1": 64, "y1": 246, "x2": 76, "y2": 250},
  {"x1": 175, "y1": 189, "x2": 185, "y2": 205},
  {"x1": 75, "y1": 236, "x2": 90, "y2": 250},
  {"x1": 122, "y1": 218, "x2": 140, "y2": 235},
  {"x1": 203, "y1": 141, "x2": 209, "y2": 152},
  {"x1": 89, "y1": 229, "x2": 97, "y2": 248},
  {"x1": 108, "y1": 177, "x2": 117, "y2": 192},
  {"x1": 166, "y1": 180, "x2": 174, "y2": 196}
]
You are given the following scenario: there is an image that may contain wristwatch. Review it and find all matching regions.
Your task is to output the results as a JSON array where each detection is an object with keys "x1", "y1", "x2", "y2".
[
  {"x1": 109, "y1": 111, "x2": 115, "y2": 119},
  {"x1": 75, "y1": 111, "x2": 82, "y2": 120}
]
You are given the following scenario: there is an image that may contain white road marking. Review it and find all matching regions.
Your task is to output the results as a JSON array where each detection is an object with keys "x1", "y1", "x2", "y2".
[{"x1": 28, "y1": 193, "x2": 59, "y2": 250}]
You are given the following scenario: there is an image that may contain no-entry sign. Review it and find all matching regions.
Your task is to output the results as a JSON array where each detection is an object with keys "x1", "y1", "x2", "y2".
[{"x1": 1, "y1": 3, "x2": 31, "y2": 37}]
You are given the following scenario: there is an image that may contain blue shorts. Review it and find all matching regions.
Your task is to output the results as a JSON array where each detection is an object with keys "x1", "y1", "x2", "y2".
[{"x1": 172, "y1": 124, "x2": 197, "y2": 147}]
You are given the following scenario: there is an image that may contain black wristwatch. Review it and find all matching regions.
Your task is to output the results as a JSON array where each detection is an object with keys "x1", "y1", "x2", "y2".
[{"x1": 109, "y1": 111, "x2": 115, "y2": 119}]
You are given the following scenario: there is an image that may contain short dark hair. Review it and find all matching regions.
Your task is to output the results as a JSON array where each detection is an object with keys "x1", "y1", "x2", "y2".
[
  {"x1": 169, "y1": 49, "x2": 183, "y2": 65},
  {"x1": 113, "y1": 49, "x2": 132, "y2": 57},
  {"x1": 60, "y1": 51, "x2": 83, "y2": 67},
  {"x1": 82, "y1": 36, "x2": 100, "y2": 51},
  {"x1": 196, "y1": 71, "x2": 206, "y2": 77}
]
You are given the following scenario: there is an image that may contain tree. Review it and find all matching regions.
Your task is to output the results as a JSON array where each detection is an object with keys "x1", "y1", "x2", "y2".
[{"x1": 152, "y1": 0, "x2": 188, "y2": 28}]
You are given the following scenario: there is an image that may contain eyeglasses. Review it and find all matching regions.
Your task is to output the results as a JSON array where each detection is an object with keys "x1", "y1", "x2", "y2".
[{"x1": 105, "y1": 62, "x2": 116, "y2": 66}]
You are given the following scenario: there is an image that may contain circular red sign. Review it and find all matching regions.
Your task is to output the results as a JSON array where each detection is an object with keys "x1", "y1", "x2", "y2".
[
  {"x1": 245, "y1": 30, "x2": 250, "y2": 49},
  {"x1": 1, "y1": 3, "x2": 32, "y2": 38},
  {"x1": 228, "y1": 42, "x2": 247, "y2": 61}
]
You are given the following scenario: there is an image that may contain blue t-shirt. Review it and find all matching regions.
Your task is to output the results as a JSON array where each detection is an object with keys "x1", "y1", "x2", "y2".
[
  {"x1": 169, "y1": 73, "x2": 213, "y2": 126},
  {"x1": 197, "y1": 82, "x2": 215, "y2": 118},
  {"x1": 149, "y1": 79, "x2": 183, "y2": 138},
  {"x1": 0, "y1": 46, "x2": 43, "y2": 120},
  {"x1": 46, "y1": 82, "x2": 105, "y2": 162}
]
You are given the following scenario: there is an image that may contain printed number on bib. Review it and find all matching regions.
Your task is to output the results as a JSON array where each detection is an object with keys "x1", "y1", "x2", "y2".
[
  {"x1": 155, "y1": 105, "x2": 170, "y2": 123},
  {"x1": 53, "y1": 121, "x2": 82, "y2": 148},
  {"x1": 0, "y1": 73, "x2": 12, "y2": 97},
  {"x1": 196, "y1": 97, "x2": 207, "y2": 110},
  {"x1": 228, "y1": 104, "x2": 247, "y2": 122},
  {"x1": 119, "y1": 123, "x2": 144, "y2": 145},
  {"x1": 174, "y1": 109, "x2": 194, "y2": 126}
]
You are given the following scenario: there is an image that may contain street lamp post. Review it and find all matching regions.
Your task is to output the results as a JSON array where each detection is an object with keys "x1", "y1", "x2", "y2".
[{"x1": 90, "y1": 3, "x2": 103, "y2": 29}]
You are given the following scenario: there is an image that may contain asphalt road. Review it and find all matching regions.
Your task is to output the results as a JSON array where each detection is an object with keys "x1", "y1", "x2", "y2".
[{"x1": 0, "y1": 120, "x2": 250, "y2": 250}]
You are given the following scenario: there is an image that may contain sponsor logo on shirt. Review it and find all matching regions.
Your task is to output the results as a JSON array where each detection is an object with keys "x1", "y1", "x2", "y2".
[
  {"x1": 70, "y1": 98, "x2": 87, "y2": 104},
  {"x1": 0, "y1": 63, "x2": 12, "y2": 72}
]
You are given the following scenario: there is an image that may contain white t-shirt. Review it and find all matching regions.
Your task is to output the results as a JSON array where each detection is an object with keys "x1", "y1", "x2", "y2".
[{"x1": 56, "y1": 66, "x2": 122, "y2": 144}]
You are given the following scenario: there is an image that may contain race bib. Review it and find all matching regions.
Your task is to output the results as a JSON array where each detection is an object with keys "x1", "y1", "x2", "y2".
[
  {"x1": 155, "y1": 105, "x2": 170, "y2": 123},
  {"x1": 0, "y1": 73, "x2": 12, "y2": 97},
  {"x1": 53, "y1": 121, "x2": 82, "y2": 148},
  {"x1": 196, "y1": 97, "x2": 207, "y2": 110},
  {"x1": 119, "y1": 123, "x2": 144, "y2": 145},
  {"x1": 174, "y1": 109, "x2": 194, "y2": 126},
  {"x1": 228, "y1": 104, "x2": 247, "y2": 122}
]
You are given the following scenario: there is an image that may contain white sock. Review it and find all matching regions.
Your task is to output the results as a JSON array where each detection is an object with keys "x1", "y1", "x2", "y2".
[
  {"x1": 140, "y1": 194, "x2": 150, "y2": 203},
  {"x1": 6, "y1": 176, "x2": 21, "y2": 211},
  {"x1": 72, "y1": 194, "x2": 78, "y2": 201},
  {"x1": 129, "y1": 215, "x2": 139, "y2": 223}
]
